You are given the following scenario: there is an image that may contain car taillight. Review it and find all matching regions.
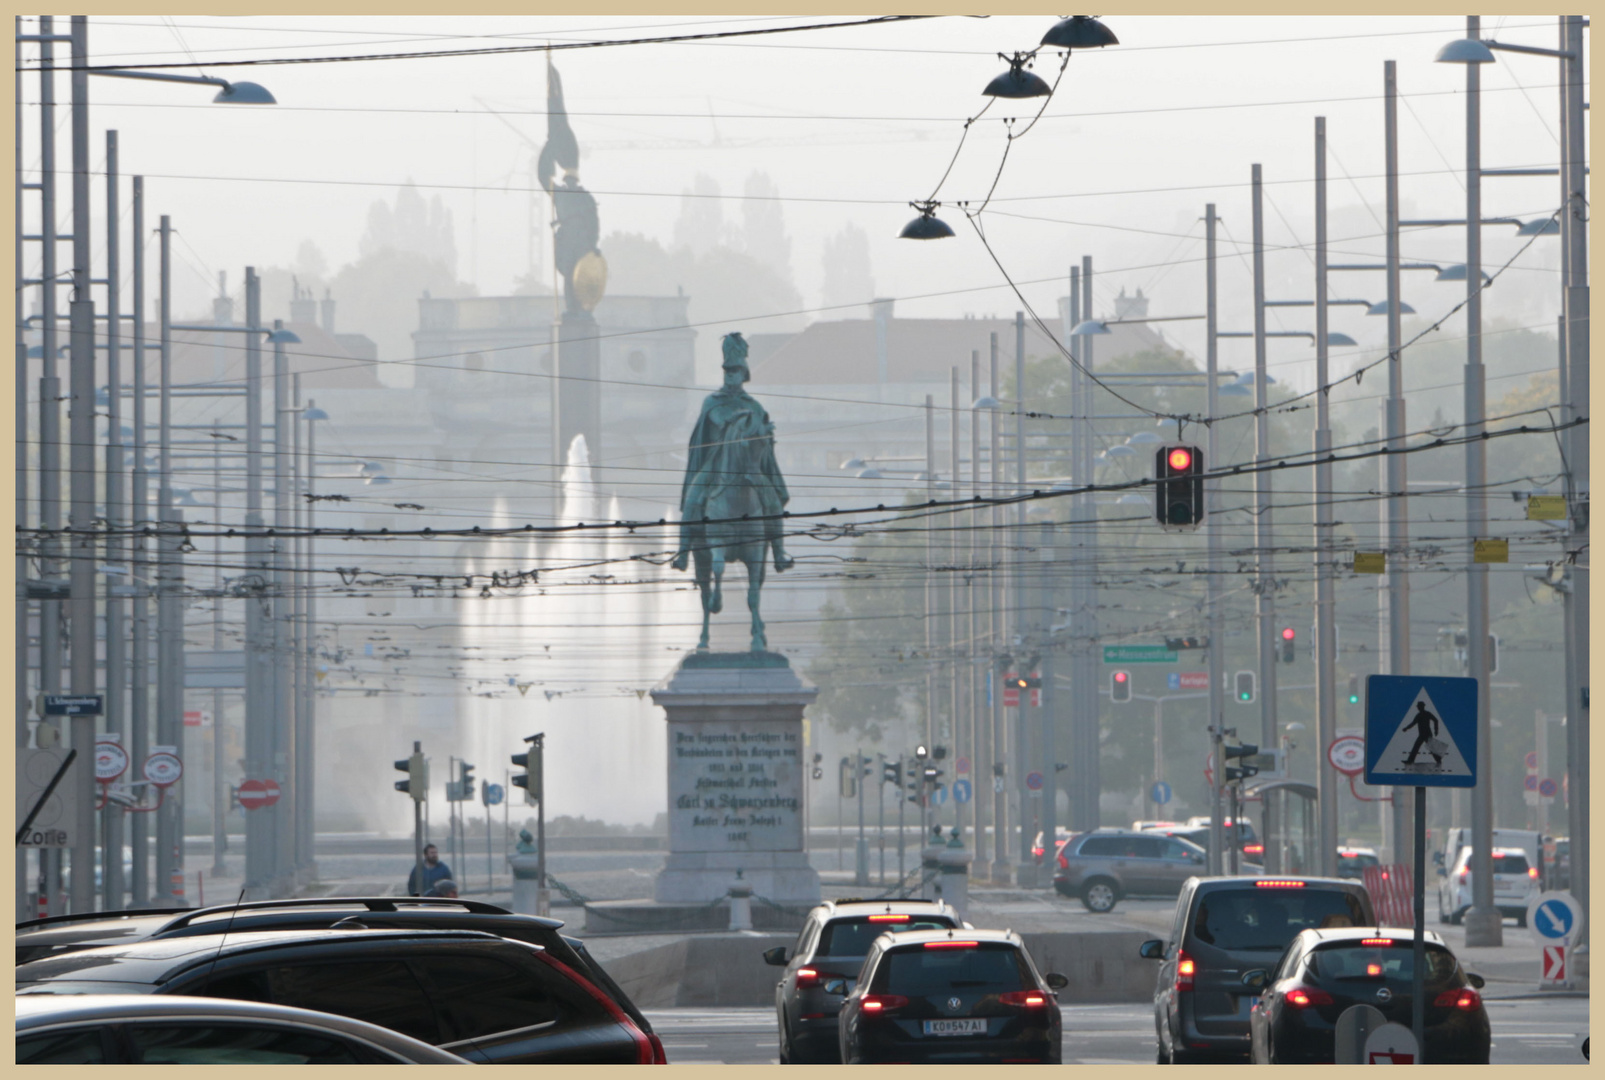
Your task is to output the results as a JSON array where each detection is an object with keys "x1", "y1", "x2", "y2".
[
  {"x1": 1175, "y1": 949, "x2": 1195, "y2": 993},
  {"x1": 868, "y1": 914, "x2": 910, "y2": 922},
  {"x1": 647, "y1": 1032, "x2": 667, "y2": 1064},
  {"x1": 795, "y1": 967, "x2": 821, "y2": 988},
  {"x1": 1459, "y1": 868, "x2": 1470, "y2": 880},
  {"x1": 1528, "y1": 867, "x2": 1539, "y2": 879},
  {"x1": 533, "y1": 951, "x2": 655, "y2": 1064},
  {"x1": 860, "y1": 994, "x2": 909, "y2": 1013},
  {"x1": 1433, "y1": 988, "x2": 1482, "y2": 1011},
  {"x1": 923, "y1": 941, "x2": 980, "y2": 949},
  {"x1": 1058, "y1": 851, "x2": 1069, "y2": 871},
  {"x1": 1243, "y1": 844, "x2": 1264, "y2": 855},
  {"x1": 1255, "y1": 880, "x2": 1306, "y2": 888},
  {"x1": 1285, "y1": 986, "x2": 1335, "y2": 1009},
  {"x1": 1360, "y1": 938, "x2": 1394, "y2": 947},
  {"x1": 999, "y1": 990, "x2": 1048, "y2": 1007}
]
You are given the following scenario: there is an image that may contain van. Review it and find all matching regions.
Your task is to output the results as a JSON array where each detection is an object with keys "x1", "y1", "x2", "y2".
[
  {"x1": 1138, "y1": 875, "x2": 1376, "y2": 1063},
  {"x1": 1439, "y1": 828, "x2": 1551, "y2": 886}
]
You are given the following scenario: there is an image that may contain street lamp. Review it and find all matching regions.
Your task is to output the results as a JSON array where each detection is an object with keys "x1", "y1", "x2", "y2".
[
  {"x1": 1039, "y1": 15, "x2": 1119, "y2": 50},
  {"x1": 91, "y1": 68, "x2": 276, "y2": 104},
  {"x1": 899, "y1": 200, "x2": 955, "y2": 240},
  {"x1": 982, "y1": 52, "x2": 1051, "y2": 98}
]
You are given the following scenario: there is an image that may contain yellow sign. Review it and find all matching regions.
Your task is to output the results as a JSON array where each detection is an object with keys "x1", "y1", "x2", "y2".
[
  {"x1": 1527, "y1": 495, "x2": 1568, "y2": 521},
  {"x1": 1474, "y1": 539, "x2": 1510, "y2": 564},
  {"x1": 1353, "y1": 552, "x2": 1386, "y2": 575}
]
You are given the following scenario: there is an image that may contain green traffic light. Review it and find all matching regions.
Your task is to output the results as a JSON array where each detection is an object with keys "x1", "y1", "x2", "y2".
[{"x1": 1348, "y1": 694, "x2": 1360, "y2": 704}]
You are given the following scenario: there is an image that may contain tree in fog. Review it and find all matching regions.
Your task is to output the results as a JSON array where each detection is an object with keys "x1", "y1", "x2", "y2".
[{"x1": 819, "y1": 222, "x2": 876, "y2": 316}]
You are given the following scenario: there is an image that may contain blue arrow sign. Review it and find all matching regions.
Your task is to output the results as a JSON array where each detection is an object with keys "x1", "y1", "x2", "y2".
[
  {"x1": 932, "y1": 784, "x2": 948, "y2": 806},
  {"x1": 1151, "y1": 780, "x2": 1172, "y2": 805},
  {"x1": 1364, "y1": 675, "x2": 1478, "y2": 788},
  {"x1": 952, "y1": 779, "x2": 972, "y2": 804},
  {"x1": 1533, "y1": 898, "x2": 1576, "y2": 940},
  {"x1": 483, "y1": 783, "x2": 504, "y2": 806},
  {"x1": 1167, "y1": 673, "x2": 1180, "y2": 691}
]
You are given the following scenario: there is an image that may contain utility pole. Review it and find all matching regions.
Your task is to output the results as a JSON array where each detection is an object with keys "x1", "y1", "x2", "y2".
[
  {"x1": 1251, "y1": 164, "x2": 1280, "y2": 872},
  {"x1": 1460, "y1": 15, "x2": 1500, "y2": 949},
  {"x1": 304, "y1": 397, "x2": 322, "y2": 882},
  {"x1": 155, "y1": 215, "x2": 185, "y2": 905},
  {"x1": 211, "y1": 419, "x2": 227, "y2": 876},
  {"x1": 1382, "y1": 59, "x2": 1412, "y2": 867},
  {"x1": 293, "y1": 375, "x2": 313, "y2": 877},
  {"x1": 987, "y1": 334, "x2": 1008, "y2": 882},
  {"x1": 37, "y1": 15, "x2": 63, "y2": 766},
  {"x1": 66, "y1": 13, "x2": 96, "y2": 916},
  {"x1": 103, "y1": 128, "x2": 126, "y2": 910},
  {"x1": 1312, "y1": 118, "x2": 1339, "y2": 878},
  {"x1": 15, "y1": 14, "x2": 29, "y2": 920},
  {"x1": 1205, "y1": 204, "x2": 1226, "y2": 877},
  {"x1": 1559, "y1": 13, "x2": 1589, "y2": 961},
  {"x1": 923, "y1": 394, "x2": 936, "y2": 795},
  {"x1": 968, "y1": 349, "x2": 987, "y2": 868},
  {"x1": 949, "y1": 366, "x2": 964, "y2": 842},
  {"x1": 243, "y1": 267, "x2": 274, "y2": 896},
  {"x1": 129, "y1": 175, "x2": 149, "y2": 904},
  {"x1": 1076, "y1": 257, "x2": 1100, "y2": 834},
  {"x1": 271, "y1": 320, "x2": 296, "y2": 883},
  {"x1": 1012, "y1": 311, "x2": 1032, "y2": 874},
  {"x1": 1037, "y1": 522, "x2": 1057, "y2": 888}
]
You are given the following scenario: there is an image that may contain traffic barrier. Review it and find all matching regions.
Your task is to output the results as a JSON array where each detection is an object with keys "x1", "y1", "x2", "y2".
[{"x1": 1363, "y1": 863, "x2": 1414, "y2": 927}]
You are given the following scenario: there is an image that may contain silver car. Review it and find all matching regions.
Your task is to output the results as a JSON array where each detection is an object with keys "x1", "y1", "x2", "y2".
[
  {"x1": 1053, "y1": 829, "x2": 1208, "y2": 913},
  {"x1": 15, "y1": 994, "x2": 471, "y2": 1064}
]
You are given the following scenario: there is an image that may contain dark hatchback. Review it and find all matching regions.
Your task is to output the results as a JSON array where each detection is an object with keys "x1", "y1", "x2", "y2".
[
  {"x1": 13, "y1": 896, "x2": 662, "y2": 1062},
  {"x1": 836, "y1": 928, "x2": 1068, "y2": 1065},
  {"x1": 1246, "y1": 927, "x2": 1490, "y2": 1064},
  {"x1": 1139, "y1": 876, "x2": 1376, "y2": 1063},
  {"x1": 15, "y1": 927, "x2": 659, "y2": 1065},
  {"x1": 765, "y1": 898, "x2": 963, "y2": 1064}
]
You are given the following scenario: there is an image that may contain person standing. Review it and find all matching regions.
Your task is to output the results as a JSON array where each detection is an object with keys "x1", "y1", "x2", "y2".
[{"x1": 407, "y1": 844, "x2": 453, "y2": 896}]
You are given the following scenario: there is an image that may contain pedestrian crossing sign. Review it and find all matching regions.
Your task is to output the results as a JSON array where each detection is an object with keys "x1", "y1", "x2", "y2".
[{"x1": 1363, "y1": 675, "x2": 1478, "y2": 788}]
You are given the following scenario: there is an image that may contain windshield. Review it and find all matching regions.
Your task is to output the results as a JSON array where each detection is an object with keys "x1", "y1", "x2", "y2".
[
  {"x1": 876, "y1": 945, "x2": 1031, "y2": 997},
  {"x1": 1309, "y1": 943, "x2": 1460, "y2": 988},
  {"x1": 818, "y1": 916, "x2": 954, "y2": 957},
  {"x1": 1191, "y1": 889, "x2": 1367, "y2": 951}
]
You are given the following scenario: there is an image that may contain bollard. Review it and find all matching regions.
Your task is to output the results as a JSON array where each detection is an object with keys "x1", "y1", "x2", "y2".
[
  {"x1": 509, "y1": 851, "x2": 542, "y2": 916},
  {"x1": 728, "y1": 873, "x2": 753, "y2": 932}
]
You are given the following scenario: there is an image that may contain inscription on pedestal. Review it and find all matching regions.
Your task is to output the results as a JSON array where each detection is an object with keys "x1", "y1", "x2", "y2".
[{"x1": 670, "y1": 721, "x2": 801, "y2": 853}]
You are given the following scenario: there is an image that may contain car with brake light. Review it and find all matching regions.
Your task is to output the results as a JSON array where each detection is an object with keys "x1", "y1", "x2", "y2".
[
  {"x1": 1437, "y1": 847, "x2": 1539, "y2": 925},
  {"x1": 1244, "y1": 927, "x2": 1490, "y2": 1064},
  {"x1": 1334, "y1": 846, "x2": 1380, "y2": 879},
  {"x1": 835, "y1": 928, "x2": 1068, "y2": 1064},
  {"x1": 1138, "y1": 875, "x2": 1376, "y2": 1063},
  {"x1": 765, "y1": 898, "x2": 963, "y2": 1063}
]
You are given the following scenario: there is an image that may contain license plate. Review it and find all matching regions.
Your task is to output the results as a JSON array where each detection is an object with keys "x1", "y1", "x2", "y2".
[{"x1": 923, "y1": 1019, "x2": 987, "y2": 1036}]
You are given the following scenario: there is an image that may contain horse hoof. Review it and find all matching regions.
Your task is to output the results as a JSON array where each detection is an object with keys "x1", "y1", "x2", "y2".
[{"x1": 710, "y1": 593, "x2": 723, "y2": 614}]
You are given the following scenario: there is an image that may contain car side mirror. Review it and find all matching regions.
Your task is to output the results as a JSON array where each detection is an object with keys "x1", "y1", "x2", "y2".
[
  {"x1": 1436, "y1": 867, "x2": 1448, "y2": 878},
  {"x1": 1190, "y1": 853, "x2": 1205, "y2": 864},
  {"x1": 1044, "y1": 972, "x2": 1069, "y2": 990},
  {"x1": 1465, "y1": 972, "x2": 1485, "y2": 989},
  {"x1": 1241, "y1": 969, "x2": 1269, "y2": 991},
  {"x1": 762, "y1": 946, "x2": 788, "y2": 967},
  {"x1": 823, "y1": 978, "x2": 849, "y2": 996},
  {"x1": 1138, "y1": 939, "x2": 1165, "y2": 961}
]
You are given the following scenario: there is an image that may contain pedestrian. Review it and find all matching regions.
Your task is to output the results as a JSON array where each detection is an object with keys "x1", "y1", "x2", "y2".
[{"x1": 407, "y1": 843, "x2": 453, "y2": 896}]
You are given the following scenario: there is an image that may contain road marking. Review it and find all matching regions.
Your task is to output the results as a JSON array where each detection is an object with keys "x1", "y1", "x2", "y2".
[{"x1": 660, "y1": 1043, "x2": 709, "y2": 1049}]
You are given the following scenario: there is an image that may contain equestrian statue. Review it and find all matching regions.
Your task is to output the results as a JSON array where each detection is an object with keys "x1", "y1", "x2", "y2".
[{"x1": 672, "y1": 332, "x2": 794, "y2": 652}]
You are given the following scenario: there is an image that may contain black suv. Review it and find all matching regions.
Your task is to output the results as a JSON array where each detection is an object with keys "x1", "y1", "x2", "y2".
[
  {"x1": 16, "y1": 927, "x2": 657, "y2": 1064},
  {"x1": 13, "y1": 895, "x2": 657, "y2": 1060},
  {"x1": 1138, "y1": 875, "x2": 1375, "y2": 1063},
  {"x1": 764, "y1": 897, "x2": 963, "y2": 1064}
]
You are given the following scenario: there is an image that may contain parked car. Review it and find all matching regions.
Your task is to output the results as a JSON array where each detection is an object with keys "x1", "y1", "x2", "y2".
[
  {"x1": 1552, "y1": 837, "x2": 1571, "y2": 891},
  {"x1": 1030, "y1": 830, "x2": 1075, "y2": 863},
  {"x1": 1163, "y1": 820, "x2": 1265, "y2": 865},
  {"x1": 835, "y1": 928, "x2": 1068, "y2": 1064},
  {"x1": 16, "y1": 927, "x2": 659, "y2": 1065},
  {"x1": 1334, "y1": 847, "x2": 1381, "y2": 880},
  {"x1": 1053, "y1": 829, "x2": 1208, "y2": 913},
  {"x1": 1138, "y1": 875, "x2": 1376, "y2": 1063},
  {"x1": 1437, "y1": 847, "x2": 1539, "y2": 926},
  {"x1": 16, "y1": 993, "x2": 470, "y2": 1064},
  {"x1": 14, "y1": 895, "x2": 660, "y2": 1060},
  {"x1": 1245, "y1": 927, "x2": 1490, "y2": 1064},
  {"x1": 764, "y1": 898, "x2": 963, "y2": 1064}
]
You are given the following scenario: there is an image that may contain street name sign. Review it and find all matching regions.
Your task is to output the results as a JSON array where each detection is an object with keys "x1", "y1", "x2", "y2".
[
  {"x1": 1364, "y1": 675, "x2": 1478, "y2": 788},
  {"x1": 1103, "y1": 645, "x2": 1177, "y2": 663}
]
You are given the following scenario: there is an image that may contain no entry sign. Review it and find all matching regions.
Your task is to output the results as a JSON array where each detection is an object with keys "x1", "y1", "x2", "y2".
[{"x1": 238, "y1": 778, "x2": 282, "y2": 811}]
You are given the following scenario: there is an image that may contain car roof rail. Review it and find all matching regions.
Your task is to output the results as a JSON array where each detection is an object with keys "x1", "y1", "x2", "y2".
[
  {"x1": 153, "y1": 895, "x2": 513, "y2": 934},
  {"x1": 17, "y1": 907, "x2": 190, "y2": 932}
]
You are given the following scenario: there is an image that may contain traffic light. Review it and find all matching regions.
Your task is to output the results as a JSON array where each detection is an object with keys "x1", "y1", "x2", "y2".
[
  {"x1": 1347, "y1": 674, "x2": 1361, "y2": 705},
  {"x1": 1280, "y1": 627, "x2": 1296, "y2": 664},
  {"x1": 1488, "y1": 633, "x2": 1499, "y2": 675},
  {"x1": 839, "y1": 756, "x2": 857, "y2": 799},
  {"x1": 1234, "y1": 670, "x2": 1257, "y2": 704},
  {"x1": 1154, "y1": 444, "x2": 1205, "y2": 530},
  {"x1": 456, "y1": 761, "x2": 475, "y2": 802},
  {"x1": 394, "y1": 741, "x2": 427, "y2": 803},
  {"x1": 1110, "y1": 669, "x2": 1132, "y2": 703},
  {"x1": 1165, "y1": 635, "x2": 1209, "y2": 651},
  {"x1": 883, "y1": 759, "x2": 903, "y2": 786},
  {"x1": 511, "y1": 733, "x2": 543, "y2": 805},
  {"x1": 812, "y1": 752, "x2": 824, "y2": 781},
  {"x1": 1223, "y1": 739, "x2": 1260, "y2": 785}
]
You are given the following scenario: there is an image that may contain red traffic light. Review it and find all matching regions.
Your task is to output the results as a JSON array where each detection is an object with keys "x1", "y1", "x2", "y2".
[
  {"x1": 1281, "y1": 627, "x2": 1296, "y2": 641},
  {"x1": 1167, "y1": 447, "x2": 1193, "y2": 472},
  {"x1": 1114, "y1": 671, "x2": 1128, "y2": 683}
]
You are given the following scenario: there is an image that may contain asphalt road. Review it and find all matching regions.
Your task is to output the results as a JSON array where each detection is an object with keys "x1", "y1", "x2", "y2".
[{"x1": 644, "y1": 998, "x2": 1591, "y2": 1065}]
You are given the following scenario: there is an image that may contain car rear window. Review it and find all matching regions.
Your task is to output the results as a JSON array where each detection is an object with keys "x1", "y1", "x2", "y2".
[
  {"x1": 1190, "y1": 889, "x2": 1367, "y2": 952},
  {"x1": 196, "y1": 962, "x2": 441, "y2": 1046},
  {"x1": 818, "y1": 915, "x2": 954, "y2": 957},
  {"x1": 416, "y1": 954, "x2": 577, "y2": 1042},
  {"x1": 1078, "y1": 835, "x2": 1163, "y2": 858},
  {"x1": 875, "y1": 944, "x2": 1032, "y2": 997},
  {"x1": 1308, "y1": 942, "x2": 1460, "y2": 988},
  {"x1": 1340, "y1": 853, "x2": 1381, "y2": 869},
  {"x1": 1492, "y1": 854, "x2": 1530, "y2": 875}
]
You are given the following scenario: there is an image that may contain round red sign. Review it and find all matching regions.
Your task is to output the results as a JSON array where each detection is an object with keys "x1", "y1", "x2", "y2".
[{"x1": 238, "y1": 779, "x2": 271, "y2": 811}]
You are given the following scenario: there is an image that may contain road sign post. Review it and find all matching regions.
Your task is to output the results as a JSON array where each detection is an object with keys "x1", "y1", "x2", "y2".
[
  {"x1": 1364, "y1": 674, "x2": 1479, "y2": 1063},
  {"x1": 1527, "y1": 891, "x2": 1584, "y2": 990}
]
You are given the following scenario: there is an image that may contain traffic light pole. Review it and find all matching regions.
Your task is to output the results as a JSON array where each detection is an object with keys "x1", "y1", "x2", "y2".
[
  {"x1": 1251, "y1": 164, "x2": 1281, "y2": 874},
  {"x1": 1204, "y1": 203, "x2": 1227, "y2": 879},
  {"x1": 1313, "y1": 117, "x2": 1340, "y2": 878}
]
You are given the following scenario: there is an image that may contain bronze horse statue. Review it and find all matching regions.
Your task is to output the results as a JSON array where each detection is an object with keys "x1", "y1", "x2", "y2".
[{"x1": 671, "y1": 333, "x2": 793, "y2": 652}]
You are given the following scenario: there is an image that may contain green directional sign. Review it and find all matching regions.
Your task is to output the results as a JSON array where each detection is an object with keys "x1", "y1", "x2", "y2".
[{"x1": 1103, "y1": 645, "x2": 1178, "y2": 664}]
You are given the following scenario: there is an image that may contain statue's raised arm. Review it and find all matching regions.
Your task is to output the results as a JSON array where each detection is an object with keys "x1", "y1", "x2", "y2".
[{"x1": 671, "y1": 333, "x2": 793, "y2": 652}]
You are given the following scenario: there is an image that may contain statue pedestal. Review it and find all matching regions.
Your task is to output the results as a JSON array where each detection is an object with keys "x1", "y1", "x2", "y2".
[
  {"x1": 650, "y1": 651, "x2": 820, "y2": 907},
  {"x1": 556, "y1": 310, "x2": 601, "y2": 465}
]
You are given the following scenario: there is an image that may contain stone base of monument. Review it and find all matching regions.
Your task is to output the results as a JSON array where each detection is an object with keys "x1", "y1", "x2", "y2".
[{"x1": 587, "y1": 651, "x2": 823, "y2": 933}]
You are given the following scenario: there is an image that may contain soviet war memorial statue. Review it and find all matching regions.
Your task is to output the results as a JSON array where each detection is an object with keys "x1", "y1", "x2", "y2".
[{"x1": 673, "y1": 332, "x2": 794, "y2": 652}]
